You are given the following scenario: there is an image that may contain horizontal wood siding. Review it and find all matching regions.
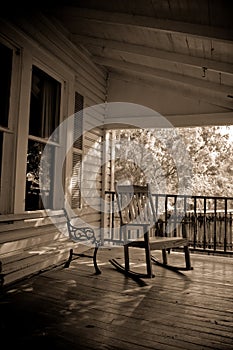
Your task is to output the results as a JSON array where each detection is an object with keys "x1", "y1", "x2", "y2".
[
  {"x1": 0, "y1": 210, "x2": 98, "y2": 287},
  {"x1": 0, "y1": 12, "x2": 107, "y2": 286}
]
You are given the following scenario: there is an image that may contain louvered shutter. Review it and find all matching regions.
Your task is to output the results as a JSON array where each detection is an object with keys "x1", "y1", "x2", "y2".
[
  {"x1": 73, "y1": 92, "x2": 83, "y2": 150},
  {"x1": 71, "y1": 92, "x2": 84, "y2": 208}
]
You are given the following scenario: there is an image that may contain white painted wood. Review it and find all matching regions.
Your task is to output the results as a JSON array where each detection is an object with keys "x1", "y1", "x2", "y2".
[
  {"x1": 10, "y1": 14, "x2": 106, "y2": 82},
  {"x1": 108, "y1": 71, "x2": 233, "y2": 111},
  {"x1": 166, "y1": 112, "x2": 233, "y2": 127},
  {"x1": 93, "y1": 56, "x2": 232, "y2": 97},
  {"x1": 0, "y1": 38, "x2": 21, "y2": 214},
  {"x1": 58, "y1": 7, "x2": 233, "y2": 43},
  {"x1": 0, "y1": 13, "x2": 106, "y2": 288},
  {"x1": 0, "y1": 15, "x2": 106, "y2": 218},
  {"x1": 0, "y1": 209, "x2": 96, "y2": 287},
  {"x1": 72, "y1": 34, "x2": 233, "y2": 76},
  {"x1": 0, "y1": 18, "x2": 107, "y2": 100},
  {"x1": 1, "y1": 2, "x2": 232, "y2": 287},
  {"x1": 13, "y1": 49, "x2": 32, "y2": 213}
]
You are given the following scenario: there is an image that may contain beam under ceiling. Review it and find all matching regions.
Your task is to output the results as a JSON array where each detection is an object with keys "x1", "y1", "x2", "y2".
[
  {"x1": 59, "y1": 7, "x2": 233, "y2": 43},
  {"x1": 94, "y1": 56, "x2": 233, "y2": 106},
  {"x1": 72, "y1": 34, "x2": 233, "y2": 76},
  {"x1": 109, "y1": 71, "x2": 233, "y2": 110}
]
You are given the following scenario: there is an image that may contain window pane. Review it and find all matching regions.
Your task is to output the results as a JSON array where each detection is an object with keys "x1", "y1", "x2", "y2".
[
  {"x1": 29, "y1": 66, "x2": 61, "y2": 141},
  {"x1": 0, "y1": 43, "x2": 12, "y2": 128},
  {"x1": 25, "y1": 140, "x2": 54, "y2": 211},
  {"x1": 0, "y1": 132, "x2": 3, "y2": 187}
]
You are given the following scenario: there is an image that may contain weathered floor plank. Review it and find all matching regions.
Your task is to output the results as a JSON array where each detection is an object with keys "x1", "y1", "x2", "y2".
[{"x1": 0, "y1": 247, "x2": 233, "y2": 350}]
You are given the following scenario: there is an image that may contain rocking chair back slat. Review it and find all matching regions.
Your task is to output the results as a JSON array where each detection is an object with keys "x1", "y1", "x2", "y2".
[{"x1": 116, "y1": 184, "x2": 157, "y2": 229}]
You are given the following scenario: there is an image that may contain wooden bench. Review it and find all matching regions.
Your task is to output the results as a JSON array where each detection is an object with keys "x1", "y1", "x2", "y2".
[
  {"x1": 0, "y1": 209, "x2": 101, "y2": 289},
  {"x1": 109, "y1": 184, "x2": 193, "y2": 279}
]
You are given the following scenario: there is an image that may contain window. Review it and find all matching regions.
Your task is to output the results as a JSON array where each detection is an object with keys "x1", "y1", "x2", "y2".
[
  {"x1": 25, "y1": 65, "x2": 61, "y2": 211},
  {"x1": 29, "y1": 66, "x2": 60, "y2": 141},
  {"x1": 0, "y1": 42, "x2": 13, "y2": 186},
  {"x1": 0, "y1": 42, "x2": 12, "y2": 129},
  {"x1": 0, "y1": 133, "x2": 3, "y2": 183},
  {"x1": 0, "y1": 41, "x2": 17, "y2": 214},
  {"x1": 71, "y1": 92, "x2": 84, "y2": 209}
]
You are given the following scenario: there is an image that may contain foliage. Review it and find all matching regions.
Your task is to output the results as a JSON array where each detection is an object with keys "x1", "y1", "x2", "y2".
[{"x1": 113, "y1": 126, "x2": 233, "y2": 197}]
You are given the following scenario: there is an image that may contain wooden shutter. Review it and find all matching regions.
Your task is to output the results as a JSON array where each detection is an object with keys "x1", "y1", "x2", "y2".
[{"x1": 71, "y1": 92, "x2": 84, "y2": 208}]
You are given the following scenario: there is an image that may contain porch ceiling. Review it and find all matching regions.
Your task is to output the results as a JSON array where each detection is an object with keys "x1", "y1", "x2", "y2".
[{"x1": 22, "y1": 1, "x2": 233, "y2": 126}]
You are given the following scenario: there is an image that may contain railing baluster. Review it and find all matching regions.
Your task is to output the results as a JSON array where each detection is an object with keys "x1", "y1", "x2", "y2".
[
  {"x1": 165, "y1": 195, "x2": 168, "y2": 237},
  {"x1": 111, "y1": 192, "x2": 115, "y2": 241},
  {"x1": 173, "y1": 195, "x2": 177, "y2": 237},
  {"x1": 230, "y1": 212, "x2": 233, "y2": 251},
  {"x1": 203, "y1": 198, "x2": 206, "y2": 250},
  {"x1": 193, "y1": 197, "x2": 197, "y2": 249},
  {"x1": 182, "y1": 197, "x2": 187, "y2": 239},
  {"x1": 105, "y1": 191, "x2": 233, "y2": 254},
  {"x1": 214, "y1": 198, "x2": 217, "y2": 251},
  {"x1": 224, "y1": 198, "x2": 227, "y2": 252},
  {"x1": 155, "y1": 194, "x2": 158, "y2": 218}
]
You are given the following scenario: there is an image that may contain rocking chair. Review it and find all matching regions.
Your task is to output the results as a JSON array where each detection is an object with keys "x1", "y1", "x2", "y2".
[{"x1": 109, "y1": 184, "x2": 193, "y2": 279}]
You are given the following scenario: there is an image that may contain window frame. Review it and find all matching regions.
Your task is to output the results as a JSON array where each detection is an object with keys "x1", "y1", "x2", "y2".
[
  {"x1": 25, "y1": 63, "x2": 63, "y2": 211},
  {"x1": 0, "y1": 37, "x2": 74, "y2": 214},
  {"x1": 0, "y1": 38, "x2": 21, "y2": 214}
]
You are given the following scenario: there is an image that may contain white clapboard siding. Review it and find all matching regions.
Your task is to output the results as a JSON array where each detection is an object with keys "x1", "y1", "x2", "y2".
[
  {"x1": 101, "y1": 130, "x2": 115, "y2": 239},
  {"x1": 10, "y1": 14, "x2": 106, "y2": 88},
  {"x1": 77, "y1": 130, "x2": 103, "y2": 224},
  {"x1": 0, "y1": 211, "x2": 95, "y2": 287},
  {"x1": 2, "y1": 240, "x2": 89, "y2": 287},
  {"x1": 0, "y1": 12, "x2": 107, "y2": 287}
]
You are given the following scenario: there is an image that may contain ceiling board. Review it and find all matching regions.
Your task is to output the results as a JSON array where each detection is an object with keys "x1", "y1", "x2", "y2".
[{"x1": 44, "y1": 1, "x2": 233, "y2": 121}]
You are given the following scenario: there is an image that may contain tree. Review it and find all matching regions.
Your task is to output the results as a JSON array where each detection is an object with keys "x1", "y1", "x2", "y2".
[
  {"x1": 113, "y1": 125, "x2": 233, "y2": 197},
  {"x1": 179, "y1": 126, "x2": 233, "y2": 197}
]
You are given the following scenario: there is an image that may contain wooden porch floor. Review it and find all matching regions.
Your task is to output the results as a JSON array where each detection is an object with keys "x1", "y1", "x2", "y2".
[{"x1": 1, "y1": 247, "x2": 233, "y2": 350}]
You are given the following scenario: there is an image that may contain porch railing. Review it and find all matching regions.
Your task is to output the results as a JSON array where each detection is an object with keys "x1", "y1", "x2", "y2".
[{"x1": 104, "y1": 191, "x2": 233, "y2": 255}]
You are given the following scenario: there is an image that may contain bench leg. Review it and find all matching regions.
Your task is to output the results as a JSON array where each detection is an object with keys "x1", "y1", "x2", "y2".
[
  {"x1": 93, "y1": 246, "x2": 101, "y2": 275},
  {"x1": 65, "y1": 247, "x2": 101, "y2": 275},
  {"x1": 64, "y1": 248, "x2": 73, "y2": 268}
]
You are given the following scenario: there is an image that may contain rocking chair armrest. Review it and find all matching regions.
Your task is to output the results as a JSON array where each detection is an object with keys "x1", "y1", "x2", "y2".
[{"x1": 123, "y1": 223, "x2": 152, "y2": 228}]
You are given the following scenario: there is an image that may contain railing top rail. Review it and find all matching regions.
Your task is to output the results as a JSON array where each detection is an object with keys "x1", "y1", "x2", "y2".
[{"x1": 105, "y1": 190, "x2": 233, "y2": 201}]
